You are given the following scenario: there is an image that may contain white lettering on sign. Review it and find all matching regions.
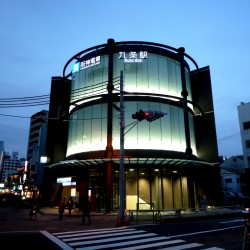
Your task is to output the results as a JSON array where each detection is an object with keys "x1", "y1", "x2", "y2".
[
  {"x1": 119, "y1": 51, "x2": 148, "y2": 63},
  {"x1": 80, "y1": 55, "x2": 101, "y2": 70}
]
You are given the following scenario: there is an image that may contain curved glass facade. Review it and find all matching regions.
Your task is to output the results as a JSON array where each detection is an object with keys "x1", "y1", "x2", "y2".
[
  {"x1": 47, "y1": 40, "x2": 221, "y2": 212},
  {"x1": 67, "y1": 51, "x2": 197, "y2": 156}
]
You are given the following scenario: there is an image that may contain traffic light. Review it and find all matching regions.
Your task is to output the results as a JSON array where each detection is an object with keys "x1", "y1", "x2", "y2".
[
  {"x1": 132, "y1": 109, "x2": 167, "y2": 122},
  {"x1": 147, "y1": 110, "x2": 167, "y2": 122},
  {"x1": 132, "y1": 109, "x2": 150, "y2": 121}
]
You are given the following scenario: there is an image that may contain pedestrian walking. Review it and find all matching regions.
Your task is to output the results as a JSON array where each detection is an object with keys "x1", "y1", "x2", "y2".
[
  {"x1": 82, "y1": 200, "x2": 92, "y2": 226},
  {"x1": 66, "y1": 196, "x2": 75, "y2": 217},
  {"x1": 130, "y1": 211, "x2": 135, "y2": 222},
  {"x1": 155, "y1": 210, "x2": 162, "y2": 224},
  {"x1": 58, "y1": 199, "x2": 65, "y2": 220}
]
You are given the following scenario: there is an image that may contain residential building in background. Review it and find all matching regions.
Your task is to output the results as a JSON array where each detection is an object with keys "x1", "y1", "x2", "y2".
[
  {"x1": 26, "y1": 110, "x2": 48, "y2": 189},
  {"x1": 237, "y1": 102, "x2": 250, "y2": 196},
  {"x1": 1, "y1": 151, "x2": 20, "y2": 182},
  {"x1": 238, "y1": 102, "x2": 250, "y2": 169},
  {"x1": 220, "y1": 155, "x2": 245, "y2": 193}
]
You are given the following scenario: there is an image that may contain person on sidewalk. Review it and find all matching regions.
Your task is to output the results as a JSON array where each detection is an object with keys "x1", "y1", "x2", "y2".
[
  {"x1": 58, "y1": 199, "x2": 65, "y2": 220},
  {"x1": 82, "y1": 200, "x2": 92, "y2": 226},
  {"x1": 155, "y1": 210, "x2": 162, "y2": 224},
  {"x1": 67, "y1": 196, "x2": 74, "y2": 217}
]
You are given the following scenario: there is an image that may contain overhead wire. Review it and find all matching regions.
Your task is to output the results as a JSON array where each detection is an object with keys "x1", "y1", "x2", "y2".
[
  {"x1": 0, "y1": 76, "x2": 121, "y2": 118},
  {"x1": 0, "y1": 75, "x2": 239, "y2": 144}
]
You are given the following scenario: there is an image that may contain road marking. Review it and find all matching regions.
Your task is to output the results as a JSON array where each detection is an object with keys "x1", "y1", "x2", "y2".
[
  {"x1": 69, "y1": 234, "x2": 169, "y2": 246},
  {"x1": 202, "y1": 247, "x2": 225, "y2": 249},
  {"x1": 219, "y1": 219, "x2": 244, "y2": 223},
  {"x1": 40, "y1": 230, "x2": 74, "y2": 250},
  {"x1": 53, "y1": 226, "x2": 129, "y2": 236},
  {"x1": 49, "y1": 227, "x2": 228, "y2": 250},
  {"x1": 67, "y1": 232, "x2": 157, "y2": 243},
  {"x1": 157, "y1": 243, "x2": 203, "y2": 249},
  {"x1": 167, "y1": 225, "x2": 243, "y2": 238},
  {"x1": 76, "y1": 239, "x2": 184, "y2": 250},
  {"x1": 60, "y1": 228, "x2": 142, "y2": 240}
]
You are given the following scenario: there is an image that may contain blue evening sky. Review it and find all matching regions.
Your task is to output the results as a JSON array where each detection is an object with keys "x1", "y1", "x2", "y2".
[{"x1": 0, "y1": 0, "x2": 249, "y2": 159}]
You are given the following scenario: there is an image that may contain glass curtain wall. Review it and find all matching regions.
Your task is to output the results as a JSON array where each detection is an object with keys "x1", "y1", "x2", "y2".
[
  {"x1": 66, "y1": 45, "x2": 198, "y2": 210},
  {"x1": 124, "y1": 167, "x2": 196, "y2": 210}
]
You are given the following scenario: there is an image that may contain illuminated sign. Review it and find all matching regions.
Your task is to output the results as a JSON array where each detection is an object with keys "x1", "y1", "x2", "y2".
[
  {"x1": 80, "y1": 56, "x2": 101, "y2": 70},
  {"x1": 24, "y1": 161, "x2": 28, "y2": 172},
  {"x1": 119, "y1": 51, "x2": 148, "y2": 63},
  {"x1": 57, "y1": 177, "x2": 71, "y2": 184},
  {"x1": 72, "y1": 56, "x2": 101, "y2": 73},
  {"x1": 62, "y1": 182, "x2": 76, "y2": 186},
  {"x1": 72, "y1": 62, "x2": 80, "y2": 73},
  {"x1": 57, "y1": 176, "x2": 76, "y2": 186},
  {"x1": 40, "y1": 156, "x2": 48, "y2": 164}
]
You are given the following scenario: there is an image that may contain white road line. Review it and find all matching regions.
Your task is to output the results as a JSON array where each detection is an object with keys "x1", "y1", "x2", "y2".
[
  {"x1": 40, "y1": 230, "x2": 74, "y2": 250},
  {"x1": 53, "y1": 227, "x2": 129, "y2": 236},
  {"x1": 116, "y1": 240, "x2": 185, "y2": 250},
  {"x1": 219, "y1": 219, "x2": 244, "y2": 223},
  {"x1": 70, "y1": 234, "x2": 167, "y2": 246},
  {"x1": 202, "y1": 247, "x2": 225, "y2": 249},
  {"x1": 168, "y1": 225, "x2": 243, "y2": 238},
  {"x1": 62, "y1": 229, "x2": 145, "y2": 241},
  {"x1": 159, "y1": 243, "x2": 203, "y2": 250},
  {"x1": 76, "y1": 239, "x2": 184, "y2": 250},
  {"x1": 62, "y1": 231, "x2": 151, "y2": 244}
]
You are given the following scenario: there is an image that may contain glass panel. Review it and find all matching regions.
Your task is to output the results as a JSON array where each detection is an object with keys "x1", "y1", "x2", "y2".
[
  {"x1": 138, "y1": 177, "x2": 151, "y2": 209},
  {"x1": 66, "y1": 112, "x2": 78, "y2": 156}
]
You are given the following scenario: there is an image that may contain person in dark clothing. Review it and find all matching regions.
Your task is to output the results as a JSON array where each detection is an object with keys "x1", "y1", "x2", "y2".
[
  {"x1": 58, "y1": 199, "x2": 65, "y2": 220},
  {"x1": 67, "y1": 196, "x2": 74, "y2": 217},
  {"x1": 82, "y1": 200, "x2": 92, "y2": 226}
]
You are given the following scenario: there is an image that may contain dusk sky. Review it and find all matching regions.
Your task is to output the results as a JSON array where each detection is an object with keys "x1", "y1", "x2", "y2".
[{"x1": 0, "y1": 1, "x2": 249, "y2": 159}]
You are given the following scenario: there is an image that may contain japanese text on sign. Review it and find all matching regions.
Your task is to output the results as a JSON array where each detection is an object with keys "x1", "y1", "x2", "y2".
[
  {"x1": 80, "y1": 56, "x2": 101, "y2": 70},
  {"x1": 119, "y1": 51, "x2": 148, "y2": 63}
]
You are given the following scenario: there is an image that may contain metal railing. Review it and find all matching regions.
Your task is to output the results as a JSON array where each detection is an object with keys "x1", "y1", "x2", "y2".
[{"x1": 126, "y1": 206, "x2": 244, "y2": 225}]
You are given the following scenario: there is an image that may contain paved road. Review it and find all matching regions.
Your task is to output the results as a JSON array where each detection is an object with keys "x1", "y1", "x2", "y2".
[{"x1": 0, "y1": 207, "x2": 246, "y2": 249}]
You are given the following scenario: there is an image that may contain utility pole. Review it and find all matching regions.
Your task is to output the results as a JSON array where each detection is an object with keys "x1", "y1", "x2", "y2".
[{"x1": 119, "y1": 71, "x2": 125, "y2": 223}]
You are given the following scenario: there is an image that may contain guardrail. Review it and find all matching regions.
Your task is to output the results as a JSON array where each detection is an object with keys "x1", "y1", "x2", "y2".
[{"x1": 126, "y1": 206, "x2": 244, "y2": 225}]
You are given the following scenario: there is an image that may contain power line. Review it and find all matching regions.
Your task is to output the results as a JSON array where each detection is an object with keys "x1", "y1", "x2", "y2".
[
  {"x1": 0, "y1": 113, "x2": 30, "y2": 118},
  {"x1": 0, "y1": 94, "x2": 50, "y2": 101}
]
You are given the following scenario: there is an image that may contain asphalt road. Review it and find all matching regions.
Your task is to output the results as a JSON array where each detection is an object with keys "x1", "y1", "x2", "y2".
[{"x1": 0, "y1": 206, "x2": 248, "y2": 249}]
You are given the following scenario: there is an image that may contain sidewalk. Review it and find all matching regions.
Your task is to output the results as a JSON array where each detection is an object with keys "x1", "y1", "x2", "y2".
[
  {"x1": 0, "y1": 206, "x2": 244, "y2": 233},
  {"x1": 0, "y1": 207, "x2": 118, "y2": 233},
  {"x1": 40, "y1": 206, "x2": 244, "y2": 224}
]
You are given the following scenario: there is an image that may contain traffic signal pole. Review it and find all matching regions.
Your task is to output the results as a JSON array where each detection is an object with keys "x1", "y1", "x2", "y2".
[{"x1": 119, "y1": 71, "x2": 125, "y2": 224}]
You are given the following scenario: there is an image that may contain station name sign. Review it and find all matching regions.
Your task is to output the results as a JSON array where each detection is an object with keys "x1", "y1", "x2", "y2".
[
  {"x1": 72, "y1": 50, "x2": 148, "y2": 73},
  {"x1": 119, "y1": 51, "x2": 148, "y2": 63}
]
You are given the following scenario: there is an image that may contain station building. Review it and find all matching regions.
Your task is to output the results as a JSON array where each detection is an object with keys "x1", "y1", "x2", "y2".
[{"x1": 43, "y1": 39, "x2": 222, "y2": 212}]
